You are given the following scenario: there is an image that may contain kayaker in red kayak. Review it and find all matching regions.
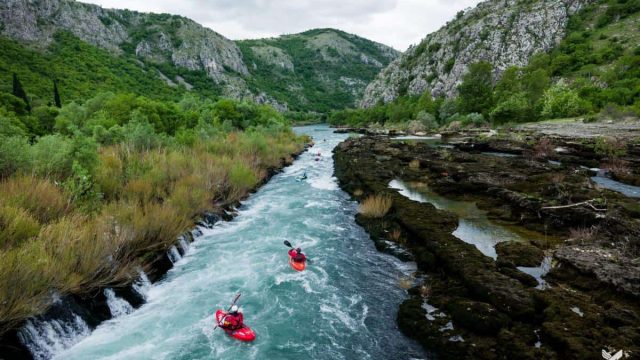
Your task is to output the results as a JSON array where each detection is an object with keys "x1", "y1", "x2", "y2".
[
  {"x1": 288, "y1": 247, "x2": 306, "y2": 263},
  {"x1": 220, "y1": 305, "x2": 244, "y2": 330}
]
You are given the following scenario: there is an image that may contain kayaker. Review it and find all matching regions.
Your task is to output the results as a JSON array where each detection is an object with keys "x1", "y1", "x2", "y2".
[
  {"x1": 220, "y1": 305, "x2": 244, "y2": 330},
  {"x1": 288, "y1": 247, "x2": 307, "y2": 263}
]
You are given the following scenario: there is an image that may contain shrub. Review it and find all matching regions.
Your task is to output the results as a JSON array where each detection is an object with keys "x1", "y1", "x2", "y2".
[
  {"x1": 406, "y1": 120, "x2": 426, "y2": 134},
  {"x1": 122, "y1": 111, "x2": 161, "y2": 151},
  {"x1": 416, "y1": 111, "x2": 438, "y2": 129},
  {"x1": 359, "y1": 194, "x2": 393, "y2": 218},
  {"x1": 447, "y1": 121, "x2": 462, "y2": 131},
  {"x1": 490, "y1": 92, "x2": 531, "y2": 124},
  {"x1": 541, "y1": 83, "x2": 589, "y2": 119},
  {"x1": 0, "y1": 111, "x2": 27, "y2": 137},
  {"x1": 594, "y1": 136, "x2": 627, "y2": 158},
  {"x1": 461, "y1": 113, "x2": 486, "y2": 128},
  {"x1": 438, "y1": 99, "x2": 458, "y2": 122},
  {"x1": 0, "y1": 136, "x2": 30, "y2": 178},
  {"x1": 30, "y1": 134, "x2": 73, "y2": 179},
  {"x1": 533, "y1": 138, "x2": 554, "y2": 159}
]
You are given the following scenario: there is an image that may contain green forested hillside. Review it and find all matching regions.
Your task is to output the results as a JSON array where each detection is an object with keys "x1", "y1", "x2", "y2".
[
  {"x1": 237, "y1": 29, "x2": 399, "y2": 113},
  {"x1": 0, "y1": 32, "x2": 220, "y2": 107},
  {"x1": 330, "y1": 0, "x2": 640, "y2": 128}
]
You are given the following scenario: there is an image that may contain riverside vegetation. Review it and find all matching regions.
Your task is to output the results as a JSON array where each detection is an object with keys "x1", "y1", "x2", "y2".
[{"x1": 0, "y1": 86, "x2": 308, "y2": 336}]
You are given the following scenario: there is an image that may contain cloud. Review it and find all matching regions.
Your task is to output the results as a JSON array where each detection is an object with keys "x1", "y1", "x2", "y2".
[{"x1": 93, "y1": 0, "x2": 482, "y2": 50}]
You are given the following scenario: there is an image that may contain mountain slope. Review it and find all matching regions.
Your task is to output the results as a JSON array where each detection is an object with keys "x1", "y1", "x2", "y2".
[
  {"x1": 237, "y1": 29, "x2": 400, "y2": 112},
  {"x1": 0, "y1": 0, "x2": 399, "y2": 112},
  {"x1": 361, "y1": 0, "x2": 594, "y2": 107},
  {"x1": 0, "y1": 0, "x2": 248, "y2": 93}
]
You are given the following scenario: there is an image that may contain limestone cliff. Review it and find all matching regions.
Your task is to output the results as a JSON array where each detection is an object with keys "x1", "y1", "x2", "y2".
[
  {"x1": 0, "y1": 0, "x2": 248, "y2": 96},
  {"x1": 360, "y1": 0, "x2": 594, "y2": 107}
]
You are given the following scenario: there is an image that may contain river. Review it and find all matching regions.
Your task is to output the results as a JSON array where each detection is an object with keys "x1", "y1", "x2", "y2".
[{"x1": 55, "y1": 125, "x2": 427, "y2": 360}]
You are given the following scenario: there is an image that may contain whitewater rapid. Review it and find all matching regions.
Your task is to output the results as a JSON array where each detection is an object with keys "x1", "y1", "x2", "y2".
[{"x1": 53, "y1": 125, "x2": 426, "y2": 360}]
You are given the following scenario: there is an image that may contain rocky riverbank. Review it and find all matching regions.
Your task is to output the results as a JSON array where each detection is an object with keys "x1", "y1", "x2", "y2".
[
  {"x1": 333, "y1": 135, "x2": 639, "y2": 359},
  {"x1": 0, "y1": 146, "x2": 310, "y2": 360}
]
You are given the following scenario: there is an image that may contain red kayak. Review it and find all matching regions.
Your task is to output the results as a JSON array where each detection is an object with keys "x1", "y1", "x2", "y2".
[
  {"x1": 215, "y1": 310, "x2": 256, "y2": 342},
  {"x1": 289, "y1": 256, "x2": 306, "y2": 272}
]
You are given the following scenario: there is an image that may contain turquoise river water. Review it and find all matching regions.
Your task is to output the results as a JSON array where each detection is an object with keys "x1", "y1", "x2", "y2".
[{"x1": 56, "y1": 125, "x2": 427, "y2": 360}]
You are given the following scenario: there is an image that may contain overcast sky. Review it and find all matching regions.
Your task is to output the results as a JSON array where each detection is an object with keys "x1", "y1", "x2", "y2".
[{"x1": 92, "y1": 0, "x2": 482, "y2": 51}]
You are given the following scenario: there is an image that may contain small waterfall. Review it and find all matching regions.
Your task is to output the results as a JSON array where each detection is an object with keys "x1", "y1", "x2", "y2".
[
  {"x1": 167, "y1": 245, "x2": 182, "y2": 264},
  {"x1": 178, "y1": 237, "x2": 190, "y2": 254},
  {"x1": 104, "y1": 289, "x2": 134, "y2": 318},
  {"x1": 132, "y1": 270, "x2": 152, "y2": 299},
  {"x1": 17, "y1": 313, "x2": 90, "y2": 360}
]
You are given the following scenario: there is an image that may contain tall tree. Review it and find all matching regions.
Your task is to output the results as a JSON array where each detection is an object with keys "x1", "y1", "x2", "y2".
[
  {"x1": 12, "y1": 73, "x2": 31, "y2": 112},
  {"x1": 53, "y1": 80, "x2": 62, "y2": 108},
  {"x1": 457, "y1": 61, "x2": 494, "y2": 115}
]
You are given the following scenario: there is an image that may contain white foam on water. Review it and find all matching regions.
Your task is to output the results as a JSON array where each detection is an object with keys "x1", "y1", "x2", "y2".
[
  {"x1": 178, "y1": 237, "x2": 190, "y2": 254},
  {"x1": 132, "y1": 270, "x2": 152, "y2": 299},
  {"x1": 309, "y1": 174, "x2": 339, "y2": 191},
  {"x1": 104, "y1": 289, "x2": 134, "y2": 318},
  {"x1": 19, "y1": 314, "x2": 90, "y2": 360},
  {"x1": 167, "y1": 246, "x2": 181, "y2": 264}
]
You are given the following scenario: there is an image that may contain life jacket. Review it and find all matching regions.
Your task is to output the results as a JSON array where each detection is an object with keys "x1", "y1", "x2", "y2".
[
  {"x1": 288, "y1": 249, "x2": 306, "y2": 263},
  {"x1": 222, "y1": 312, "x2": 244, "y2": 330}
]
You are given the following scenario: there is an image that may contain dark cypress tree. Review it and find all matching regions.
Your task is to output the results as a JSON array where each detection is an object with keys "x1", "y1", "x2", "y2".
[
  {"x1": 12, "y1": 73, "x2": 31, "y2": 112},
  {"x1": 53, "y1": 80, "x2": 62, "y2": 108}
]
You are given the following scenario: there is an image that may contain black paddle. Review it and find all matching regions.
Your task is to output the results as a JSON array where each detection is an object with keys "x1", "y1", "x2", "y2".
[
  {"x1": 214, "y1": 293, "x2": 241, "y2": 331},
  {"x1": 284, "y1": 241, "x2": 311, "y2": 264}
]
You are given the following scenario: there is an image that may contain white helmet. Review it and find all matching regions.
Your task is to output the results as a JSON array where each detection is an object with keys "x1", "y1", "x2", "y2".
[{"x1": 230, "y1": 305, "x2": 239, "y2": 313}]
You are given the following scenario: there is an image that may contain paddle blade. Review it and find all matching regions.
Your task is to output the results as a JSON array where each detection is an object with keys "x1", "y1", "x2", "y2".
[{"x1": 284, "y1": 240, "x2": 293, "y2": 248}]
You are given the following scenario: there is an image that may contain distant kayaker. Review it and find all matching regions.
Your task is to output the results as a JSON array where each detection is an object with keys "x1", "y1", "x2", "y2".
[
  {"x1": 288, "y1": 248, "x2": 306, "y2": 263},
  {"x1": 220, "y1": 305, "x2": 244, "y2": 330}
]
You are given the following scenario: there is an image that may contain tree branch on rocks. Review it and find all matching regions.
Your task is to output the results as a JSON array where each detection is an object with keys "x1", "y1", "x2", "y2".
[{"x1": 541, "y1": 199, "x2": 607, "y2": 211}]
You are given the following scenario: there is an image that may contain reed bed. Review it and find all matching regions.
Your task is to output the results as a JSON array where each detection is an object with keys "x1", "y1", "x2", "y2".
[{"x1": 0, "y1": 130, "x2": 306, "y2": 334}]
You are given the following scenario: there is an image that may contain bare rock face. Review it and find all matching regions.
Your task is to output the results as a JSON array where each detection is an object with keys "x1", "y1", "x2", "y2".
[
  {"x1": 0, "y1": 0, "x2": 128, "y2": 52},
  {"x1": 360, "y1": 0, "x2": 595, "y2": 107},
  {"x1": 0, "y1": 0, "x2": 248, "y2": 91}
]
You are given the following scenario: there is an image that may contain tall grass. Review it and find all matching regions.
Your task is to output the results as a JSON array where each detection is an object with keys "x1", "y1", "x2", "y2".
[
  {"x1": 0, "y1": 129, "x2": 307, "y2": 335},
  {"x1": 359, "y1": 194, "x2": 393, "y2": 218}
]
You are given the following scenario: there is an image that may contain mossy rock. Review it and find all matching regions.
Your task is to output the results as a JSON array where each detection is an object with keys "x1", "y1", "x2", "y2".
[
  {"x1": 446, "y1": 299, "x2": 510, "y2": 335},
  {"x1": 495, "y1": 241, "x2": 544, "y2": 267}
]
